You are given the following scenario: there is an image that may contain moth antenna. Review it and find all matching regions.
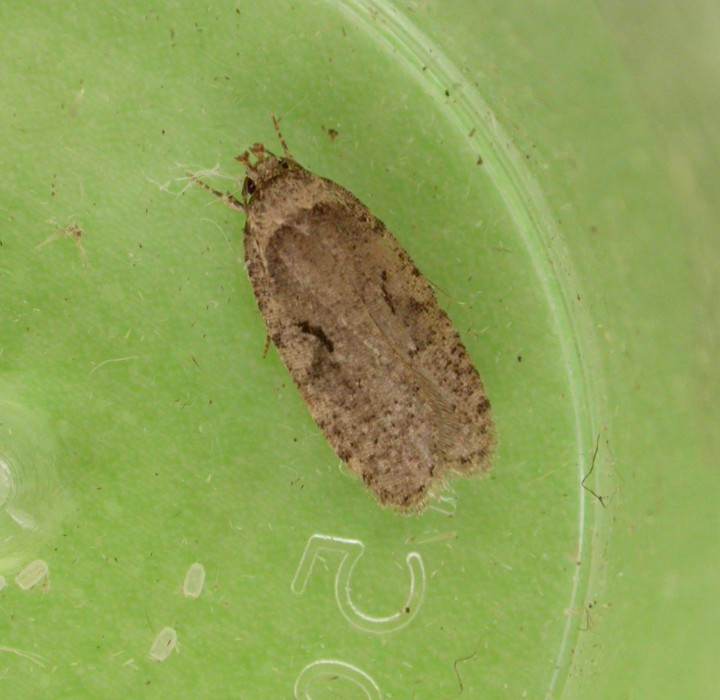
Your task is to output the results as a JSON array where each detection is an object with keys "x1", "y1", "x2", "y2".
[
  {"x1": 271, "y1": 113, "x2": 293, "y2": 159},
  {"x1": 186, "y1": 172, "x2": 245, "y2": 212}
]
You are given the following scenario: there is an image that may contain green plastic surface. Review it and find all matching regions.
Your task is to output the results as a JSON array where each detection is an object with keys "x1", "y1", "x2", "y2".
[{"x1": 1, "y1": 1, "x2": 718, "y2": 698}]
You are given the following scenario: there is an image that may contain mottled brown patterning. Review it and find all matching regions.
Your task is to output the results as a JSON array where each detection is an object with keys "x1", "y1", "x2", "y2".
[{"x1": 190, "y1": 120, "x2": 494, "y2": 511}]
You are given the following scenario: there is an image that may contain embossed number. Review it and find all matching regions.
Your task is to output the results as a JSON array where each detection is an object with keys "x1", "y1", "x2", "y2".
[{"x1": 291, "y1": 534, "x2": 425, "y2": 634}]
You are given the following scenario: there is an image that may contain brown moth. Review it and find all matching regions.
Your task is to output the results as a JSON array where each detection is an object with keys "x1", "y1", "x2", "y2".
[{"x1": 191, "y1": 119, "x2": 494, "y2": 511}]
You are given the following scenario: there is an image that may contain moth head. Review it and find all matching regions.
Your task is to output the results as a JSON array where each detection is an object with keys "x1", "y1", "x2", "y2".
[{"x1": 237, "y1": 144, "x2": 298, "y2": 200}]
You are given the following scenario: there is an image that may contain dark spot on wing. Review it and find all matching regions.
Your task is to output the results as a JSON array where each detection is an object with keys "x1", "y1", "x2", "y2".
[{"x1": 297, "y1": 320, "x2": 334, "y2": 352}]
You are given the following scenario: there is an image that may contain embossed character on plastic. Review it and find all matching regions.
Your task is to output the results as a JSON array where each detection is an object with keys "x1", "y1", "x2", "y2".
[{"x1": 190, "y1": 118, "x2": 494, "y2": 511}]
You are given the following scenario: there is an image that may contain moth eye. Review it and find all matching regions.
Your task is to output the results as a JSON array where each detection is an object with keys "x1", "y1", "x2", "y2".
[
  {"x1": 245, "y1": 177, "x2": 256, "y2": 195},
  {"x1": 280, "y1": 160, "x2": 290, "y2": 170}
]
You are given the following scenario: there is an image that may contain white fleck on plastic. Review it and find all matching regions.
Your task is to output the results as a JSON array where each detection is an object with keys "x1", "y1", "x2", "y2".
[
  {"x1": 149, "y1": 627, "x2": 178, "y2": 662},
  {"x1": 15, "y1": 559, "x2": 49, "y2": 591},
  {"x1": 183, "y1": 562, "x2": 206, "y2": 599},
  {"x1": 7, "y1": 507, "x2": 37, "y2": 530},
  {"x1": 0, "y1": 456, "x2": 12, "y2": 506}
]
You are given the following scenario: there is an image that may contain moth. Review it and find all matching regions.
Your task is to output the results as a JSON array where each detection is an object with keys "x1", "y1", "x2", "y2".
[{"x1": 191, "y1": 119, "x2": 494, "y2": 511}]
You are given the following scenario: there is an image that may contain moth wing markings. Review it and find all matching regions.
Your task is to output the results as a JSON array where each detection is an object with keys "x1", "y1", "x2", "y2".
[
  {"x1": 307, "y1": 210, "x2": 456, "y2": 412},
  {"x1": 359, "y1": 225, "x2": 494, "y2": 473},
  {"x1": 262, "y1": 212, "x2": 440, "y2": 508},
  {"x1": 349, "y1": 223, "x2": 474, "y2": 458},
  {"x1": 316, "y1": 212, "x2": 472, "y2": 478},
  {"x1": 297, "y1": 206, "x2": 479, "y2": 476}
]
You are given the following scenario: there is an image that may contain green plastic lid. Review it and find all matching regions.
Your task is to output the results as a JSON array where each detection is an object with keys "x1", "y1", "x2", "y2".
[{"x1": 1, "y1": 1, "x2": 718, "y2": 698}]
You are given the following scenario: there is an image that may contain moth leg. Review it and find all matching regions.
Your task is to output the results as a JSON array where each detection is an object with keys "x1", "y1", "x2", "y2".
[
  {"x1": 262, "y1": 333, "x2": 272, "y2": 358},
  {"x1": 186, "y1": 173, "x2": 245, "y2": 212}
]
